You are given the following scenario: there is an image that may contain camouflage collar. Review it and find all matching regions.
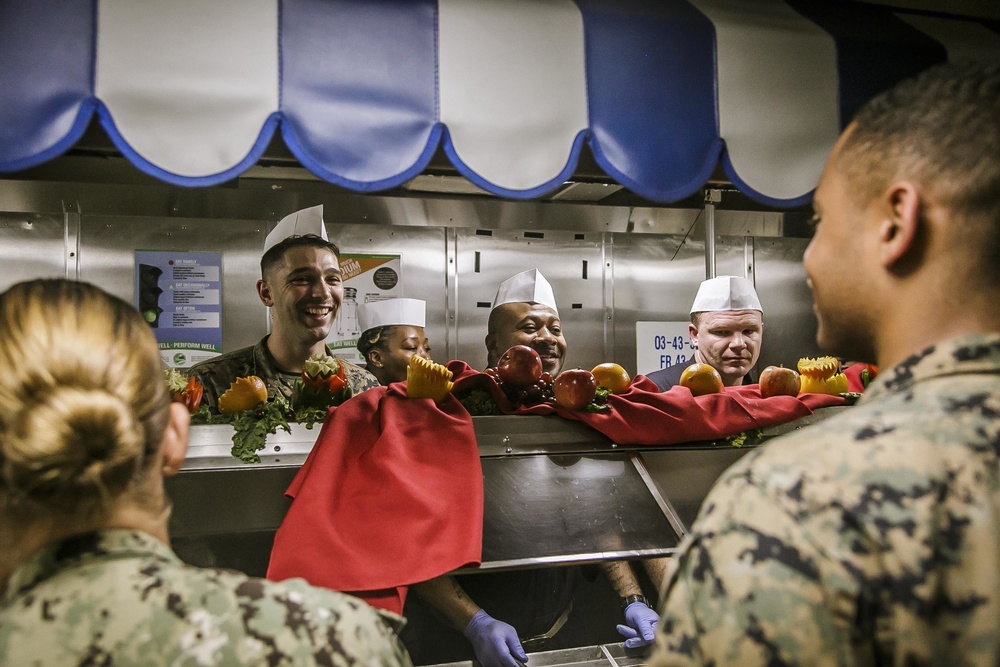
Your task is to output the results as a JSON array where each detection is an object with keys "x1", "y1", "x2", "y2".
[
  {"x1": 3, "y1": 529, "x2": 177, "y2": 604},
  {"x1": 861, "y1": 333, "x2": 1000, "y2": 403},
  {"x1": 253, "y1": 335, "x2": 284, "y2": 378}
]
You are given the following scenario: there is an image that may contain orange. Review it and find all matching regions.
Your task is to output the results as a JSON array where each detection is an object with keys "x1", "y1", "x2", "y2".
[
  {"x1": 217, "y1": 375, "x2": 268, "y2": 414},
  {"x1": 591, "y1": 362, "x2": 631, "y2": 394},
  {"x1": 679, "y1": 362, "x2": 724, "y2": 396}
]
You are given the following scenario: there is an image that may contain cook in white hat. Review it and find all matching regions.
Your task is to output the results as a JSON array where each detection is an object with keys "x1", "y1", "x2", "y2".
[
  {"x1": 357, "y1": 298, "x2": 431, "y2": 385},
  {"x1": 485, "y1": 269, "x2": 567, "y2": 376},
  {"x1": 648, "y1": 275, "x2": 764, "y2": 390}
]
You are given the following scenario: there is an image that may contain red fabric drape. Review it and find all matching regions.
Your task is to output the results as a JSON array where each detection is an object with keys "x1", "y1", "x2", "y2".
[
  {"x1": 448, "y1": 360, "x2": 847, "y2": 444},
  {"x1": 267, "y1": 360, "x2": 848, "y2": 612},
  {"x1": 267, "y1": 382, "x2": 484, "y2": 614}
]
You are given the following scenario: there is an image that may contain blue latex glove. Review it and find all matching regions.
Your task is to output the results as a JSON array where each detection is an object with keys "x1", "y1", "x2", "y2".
[
  {"x1": 464, "y1": 609, "x2": 529, "y2": 667},
  {"x1": 616, "y1": 601, "x2": 659, "y2": 649}
]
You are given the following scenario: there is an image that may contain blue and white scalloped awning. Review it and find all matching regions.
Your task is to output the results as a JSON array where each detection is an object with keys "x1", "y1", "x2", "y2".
[{"x1": 2, "y1": 0, "x2": 998, "y2": 207}]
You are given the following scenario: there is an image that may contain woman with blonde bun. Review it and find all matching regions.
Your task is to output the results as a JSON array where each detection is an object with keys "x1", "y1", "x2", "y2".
[{"x1": 0, "y1": 279, "x2": 411, "y2": 666}]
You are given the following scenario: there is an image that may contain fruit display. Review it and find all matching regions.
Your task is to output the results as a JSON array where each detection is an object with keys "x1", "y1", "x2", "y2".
[
  {"x1": 406, "y1": 355, "x2": 455, "y2": 403},
  {"x1": 553, "y1": 369, "x2": 598, "y2": 410},
  {"x1": 759, "y1": 365, "x2": 801, "y2": 398},
  {"x1": 468, "y1": 346, "x2": 611, "y2": 413},
  {"x1": 591, "y1": 362, "x2": 631, "y2": 394},
  {"x1": 482, "y1": 346, "x2": 553, "y2": 407},
  {"x1": 679, "y1": 362, "x2": 724, "y2": 396},
  {"x1": 293, "y1": 354, "x2": 350, "y2": 410},
  {"x1": 164, "y1": 368, "x2": 204, "y2": 414},
  {"x1": 217, "y1": 375, "x2": 268, "y2": 415},
  {"x1": 797, "y1": 356, "x2": 849, "y2": 395},
  {"x1": 496, "y1": 344, "x2": 543, "y2": 386}
]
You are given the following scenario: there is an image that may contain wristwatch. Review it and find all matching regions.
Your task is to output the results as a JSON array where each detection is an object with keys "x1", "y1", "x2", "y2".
[{"x1": 620, "y1": 594, "x2": 648, "y2": 612}]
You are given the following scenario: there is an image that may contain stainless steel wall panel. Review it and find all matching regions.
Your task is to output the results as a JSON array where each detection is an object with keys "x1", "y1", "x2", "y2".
[
  {"x1": 80, "y1": 215, "x2": 269, "y2": 354},
  {"x1": 754, "y1": 237, "x2": 823, "y2": 368},
  {"x1": 0, "y1": 213, "x2": 69, "y2": 290}
]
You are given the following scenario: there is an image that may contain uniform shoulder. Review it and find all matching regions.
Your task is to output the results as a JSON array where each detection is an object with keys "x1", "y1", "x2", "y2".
[
  {"x1": 189, "y1": 344, "x2": 257, "y2": 375},
  {"x1": 715, "y1": 389, "x2": 995, "y2": 520},
  {"x1": 337, "y1": 356, "x2": 380, "y2": 392},
  {"x1": 178, "y1": 567, "x2": 411, "y2": 664}
]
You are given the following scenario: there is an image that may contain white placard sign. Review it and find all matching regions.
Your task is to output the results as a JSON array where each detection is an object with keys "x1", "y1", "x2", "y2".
[{"x1": 635, "y1": 321, "x2": 697, "y2": 376}]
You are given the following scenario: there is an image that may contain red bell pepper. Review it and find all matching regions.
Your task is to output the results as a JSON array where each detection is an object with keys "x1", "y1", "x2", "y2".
[{"x1": 172, "y1": 375, "x2": 204, "y2": 414}]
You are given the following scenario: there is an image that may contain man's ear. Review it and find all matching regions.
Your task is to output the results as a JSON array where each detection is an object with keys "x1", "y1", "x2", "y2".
[
  {"x1": 688, "y1": 322, "x2": 699, "y2": 348},
  {"x1": 879, "y1": 182, "x2": 921, "y2": 269},
  {"x1": 256, "y1": 279, "x2": 274, "y2": 307},
  {"x1": 160, "y1": 402, "x2": 190, "y2": 477},
  {"x1": 485, "y1": 333, "x2": 498, "y2": 363}
]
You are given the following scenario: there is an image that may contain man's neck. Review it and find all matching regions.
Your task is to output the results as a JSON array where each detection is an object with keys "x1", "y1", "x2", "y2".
[{"x1": 266, "y1": 333, "x2": 327, "y2": 374}]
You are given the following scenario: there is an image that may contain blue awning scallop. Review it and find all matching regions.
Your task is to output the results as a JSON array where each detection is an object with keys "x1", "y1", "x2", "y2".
[{"x1": 1, "y1": 0, "x2": 998, "y2": 207}]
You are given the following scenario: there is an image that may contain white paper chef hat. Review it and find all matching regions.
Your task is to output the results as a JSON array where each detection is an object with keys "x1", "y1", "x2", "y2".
[
  {"x1": 359, "y1": 298, "x2": 426, "y2": 332},
  {"x1": 491, "y1": 269, "x2": 559, "y2": 314},
  {"x1": 264, "y1": 205, "x2": 328, "y2": 253},
  {"x1": 690, "y1": 275, "x2": 762, "y2": 313}
]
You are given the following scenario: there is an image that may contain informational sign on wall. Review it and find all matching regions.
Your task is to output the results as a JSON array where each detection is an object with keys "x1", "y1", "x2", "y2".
[
  {"x1": 635, "y1": 321, "x2": 696, "y2": 376},
  {"x1": 134, "y1": 250, "x2": 222, "y2": 369},
  {"x1": 326, "y1": 253, "x2": 402, "y2": 365}
]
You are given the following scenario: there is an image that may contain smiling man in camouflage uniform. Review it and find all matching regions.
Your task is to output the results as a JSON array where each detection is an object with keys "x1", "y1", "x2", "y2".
[
  {"x1": 190, "y1": 206, "x2": 377, "y2": 413},
  {"x1": 649, "y1": 60, "x2": 1000, "y2": 666}
]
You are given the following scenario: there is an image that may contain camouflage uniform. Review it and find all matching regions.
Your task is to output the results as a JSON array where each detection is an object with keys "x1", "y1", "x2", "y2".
[
  {"x1": 650, "y1": 334, "x2": 1000, "y2": 667},
  {"x1": 0, "y1": 529, "x2": 412, "y2": 666},
  {"x1": 190, "y1": 336, "x2": 378, "y2": 414}
]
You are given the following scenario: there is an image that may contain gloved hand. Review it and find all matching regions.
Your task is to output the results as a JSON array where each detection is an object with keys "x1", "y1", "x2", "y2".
[
  {"x1": 463, "y1": 609, "x2": 529, "y2": 667},
  {"x1": 616, "y1": 601, "x2": 659, "y2": 649}
]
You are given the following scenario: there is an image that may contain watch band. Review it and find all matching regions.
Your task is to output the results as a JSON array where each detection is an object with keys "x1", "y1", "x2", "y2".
[{"x1": 620, "y1": 594, "x2": 648, "y2": 612}]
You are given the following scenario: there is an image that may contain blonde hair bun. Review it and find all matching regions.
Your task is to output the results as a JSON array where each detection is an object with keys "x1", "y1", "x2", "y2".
[
  {"x1": 0, "y1": 279, "x2": 171, "y2": 520},
  {"x1": 3, "y1": 386, "x2": 144, "y2": 515}
]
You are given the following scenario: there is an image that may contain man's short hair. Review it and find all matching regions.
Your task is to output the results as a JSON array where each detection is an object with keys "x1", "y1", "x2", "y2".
[
  {"x1": 838, "y1": 60, "x2": 1000, "y2": 277},
  {"x1": 260, "y1": 234, "x2": 341, "y2": 279}
]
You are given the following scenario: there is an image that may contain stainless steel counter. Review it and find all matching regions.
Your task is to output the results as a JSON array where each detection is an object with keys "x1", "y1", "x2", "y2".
[
  {"x1": 168, "y1": 416, "x2": 684, "y2": 571},
  {"x1": 165, "y1": 408, "x2": 847, "y2": 664},
  {"x1": 166, "y1": 408, "x2": 848, "y2": 574}
]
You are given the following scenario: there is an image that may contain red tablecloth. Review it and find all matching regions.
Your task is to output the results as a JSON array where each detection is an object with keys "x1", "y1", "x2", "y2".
[
  {"x1": 267, "y1": 360, "x2": 848, "y2": 613},
  {"x1": 448, "y1": 360, "x2": 848, "y2": 444},
  {"x1": 267, "y1": 382, "x2": 484, "y2": 614}
]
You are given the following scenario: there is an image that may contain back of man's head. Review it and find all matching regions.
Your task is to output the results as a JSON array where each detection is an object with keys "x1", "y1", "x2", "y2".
[
  {"x1": 260, "y1": 234, "x2": 341, "y2": 280},
  {"x1": 839, "y1": 59, "x2": 1000, "y2": 280}
]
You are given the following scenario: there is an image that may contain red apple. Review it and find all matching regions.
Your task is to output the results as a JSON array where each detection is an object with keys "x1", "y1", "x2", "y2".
[
  {"x1": 552, "y1": 369, "x2": 598, "y2": 410},
  {"x1": 759, "y1": 365, "x2": 801, "y2": 398},
  {"x1": 496, "y1": 345, "x2": 543, "y2": 387}
]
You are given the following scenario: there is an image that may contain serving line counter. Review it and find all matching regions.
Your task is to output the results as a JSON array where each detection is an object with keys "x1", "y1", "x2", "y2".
[
  {"x1": 165, "y1": 409, "x2": 845, "y2": 666},
  {"x1": 167, "y1": 408, "x2": 846, "y2": 574}
]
